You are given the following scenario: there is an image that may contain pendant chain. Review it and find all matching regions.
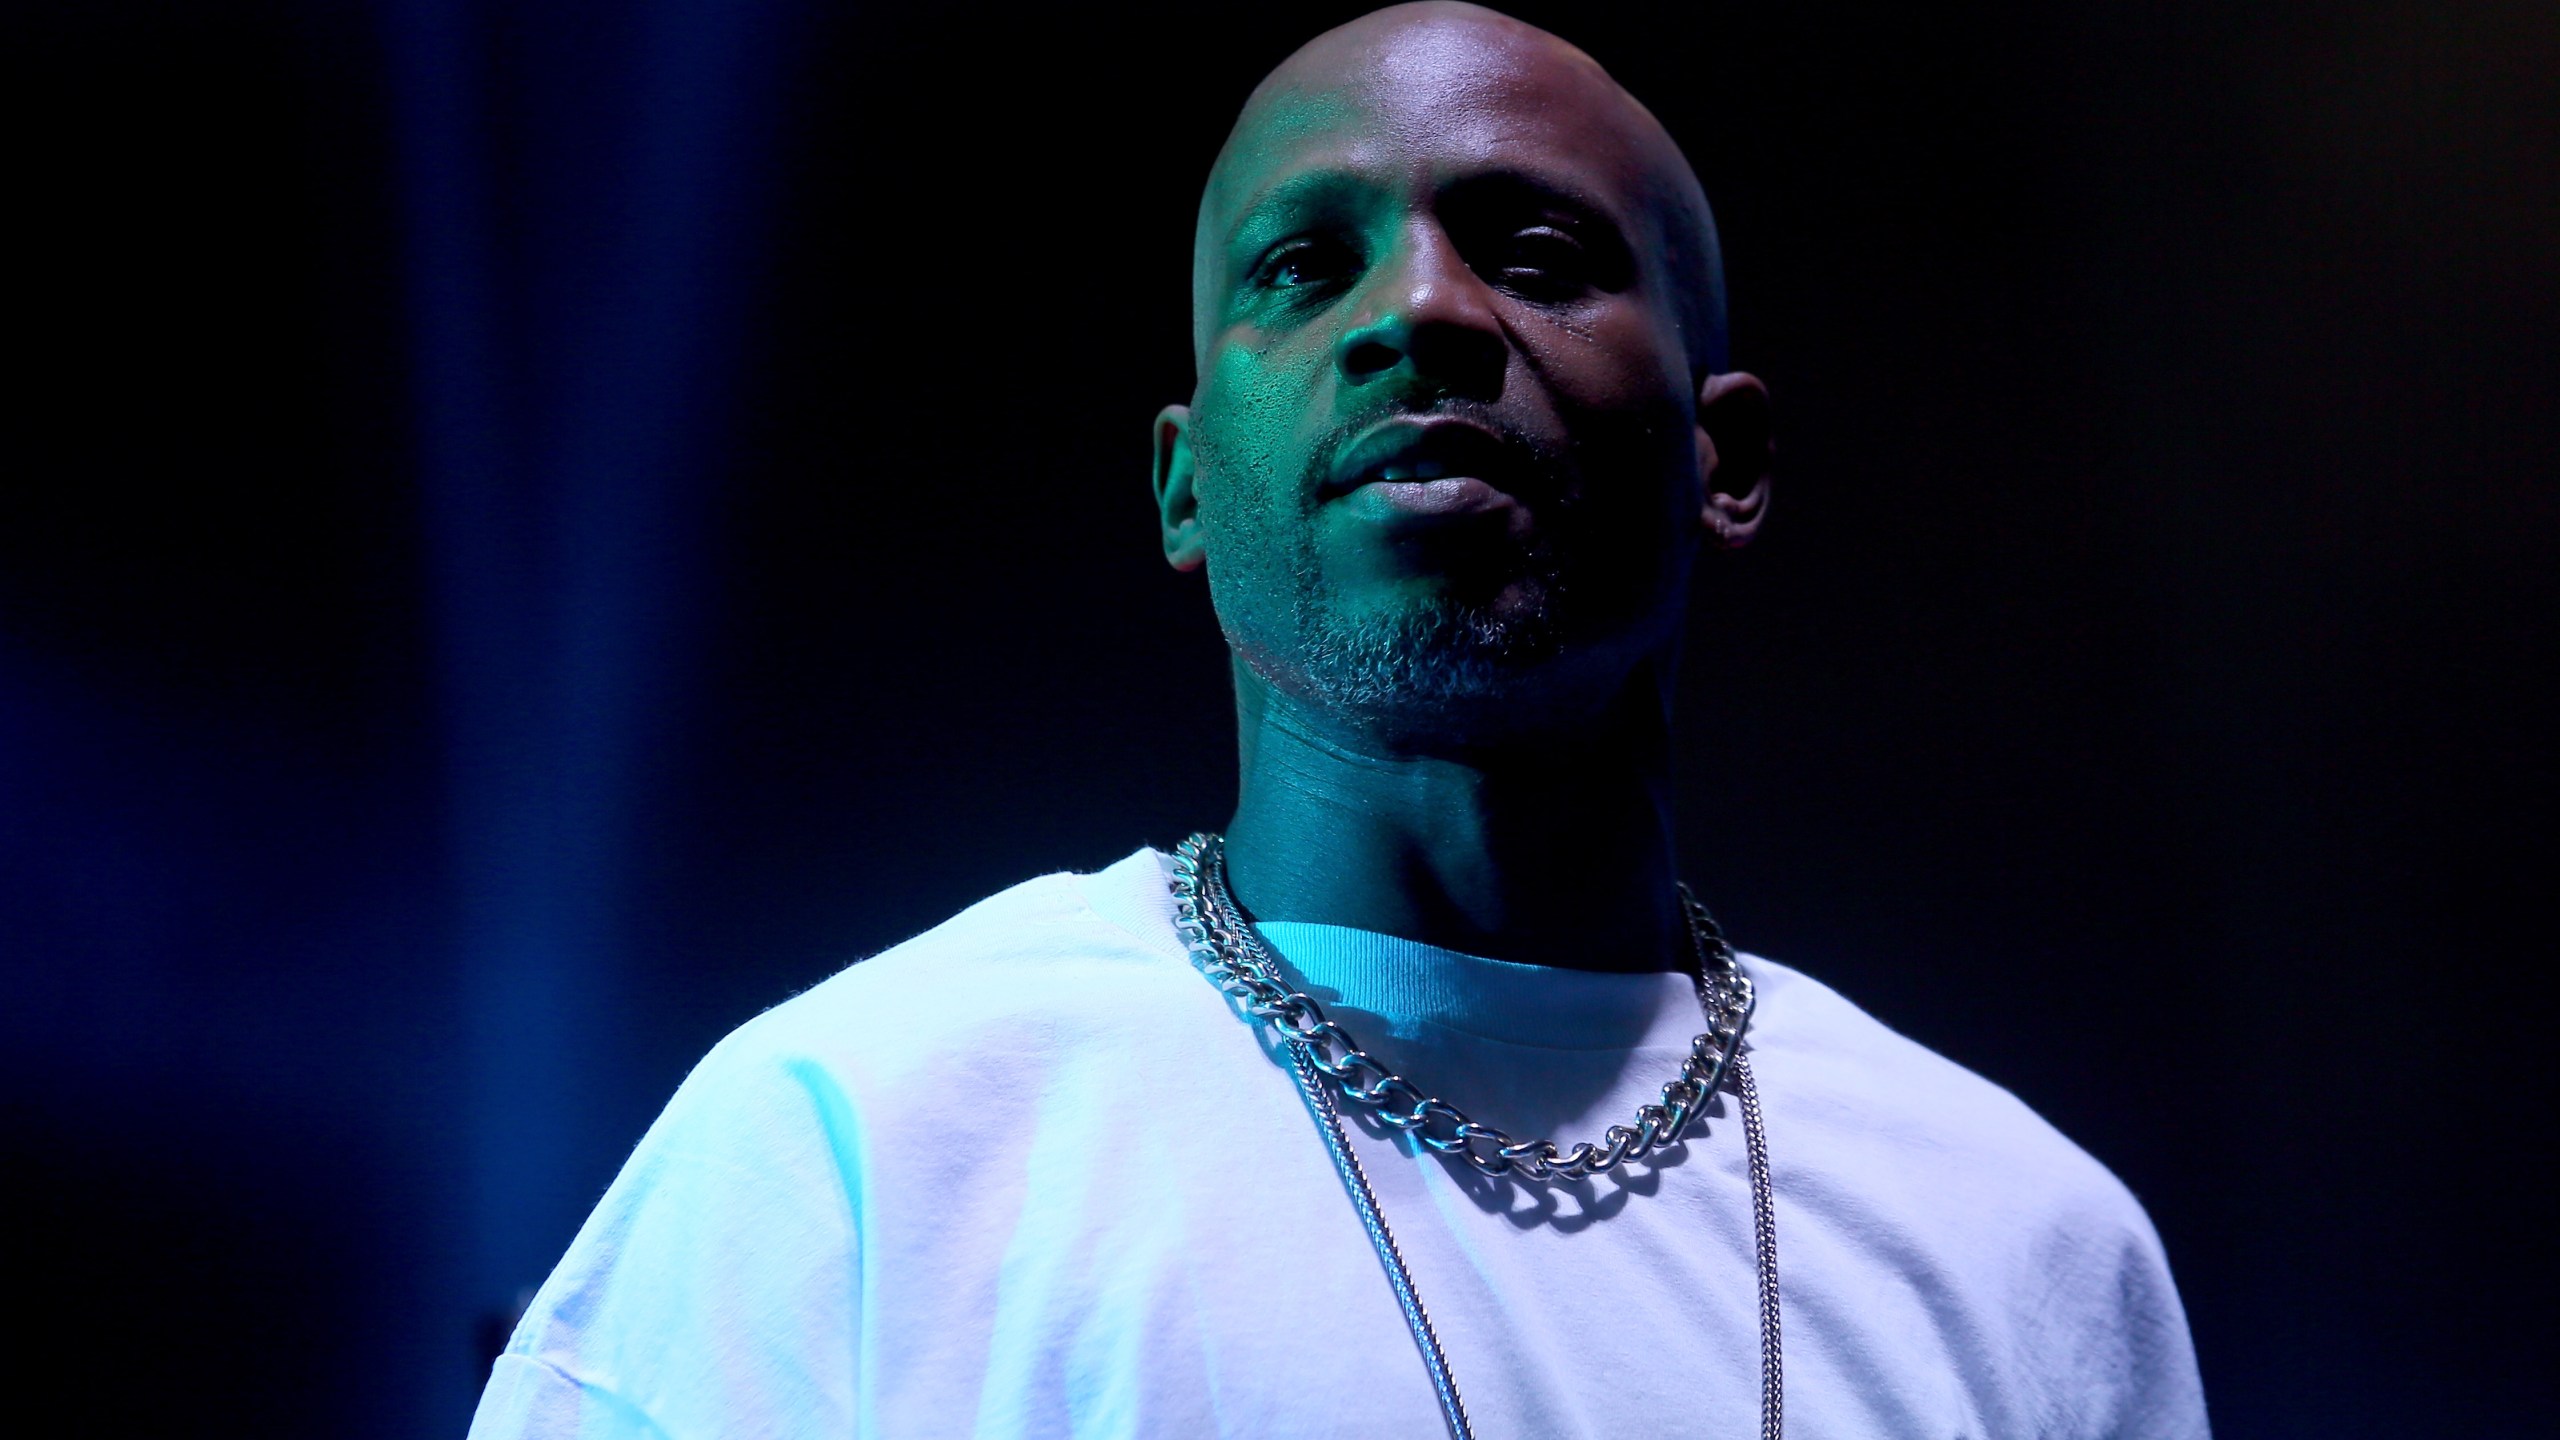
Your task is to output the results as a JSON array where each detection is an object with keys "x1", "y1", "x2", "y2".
[{"x1": 1170, "y1": 833, "x2": 1783, "y2": 1439}]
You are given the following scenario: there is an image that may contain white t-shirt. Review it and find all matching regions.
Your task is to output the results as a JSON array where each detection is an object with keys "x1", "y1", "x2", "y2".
[{"x1": 469, "y1": 848, "x2": 2208, "y2": 1439}]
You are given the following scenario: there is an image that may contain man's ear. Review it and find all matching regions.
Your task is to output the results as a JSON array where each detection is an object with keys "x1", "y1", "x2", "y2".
[
  {"x1": 1695, "y1": 372, "x2": 1773, "y2": 549},
  {"x1": 1154, "y1": 404, "x2": 1207, "y2": 572}
]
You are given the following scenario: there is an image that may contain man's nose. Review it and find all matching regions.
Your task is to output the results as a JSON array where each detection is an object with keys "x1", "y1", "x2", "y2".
[{"x1": 1333, "y1": 224, "x2": 1507, "y2": 400}]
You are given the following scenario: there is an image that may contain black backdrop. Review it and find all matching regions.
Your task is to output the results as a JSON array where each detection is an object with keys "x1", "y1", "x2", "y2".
[{"x1": 4, "y1": 2, "x2": 2552, "y2": 1435}]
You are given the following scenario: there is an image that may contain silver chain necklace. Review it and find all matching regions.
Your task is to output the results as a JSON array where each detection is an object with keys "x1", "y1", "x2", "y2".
[{"x1": 1170, "y1": 833, "x2": 1783, "y2": 1439}]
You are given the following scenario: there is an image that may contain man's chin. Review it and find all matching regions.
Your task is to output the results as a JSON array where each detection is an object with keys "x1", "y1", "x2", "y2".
[{"x1": 1271, "y1": 598, "x2": 1586, "y2": 743}]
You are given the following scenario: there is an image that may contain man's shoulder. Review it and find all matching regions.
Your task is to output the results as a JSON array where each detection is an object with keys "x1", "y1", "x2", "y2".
[
  {"x1": 1749, "y1": 956, "x2": 2203, "y2": 1427},
  {"x1": 697, "y1": 846, "x2": 1202, "y2": 1088},
  {"x1": 1747, "y1": 955, "x2": 2162, "y2": 1240}
]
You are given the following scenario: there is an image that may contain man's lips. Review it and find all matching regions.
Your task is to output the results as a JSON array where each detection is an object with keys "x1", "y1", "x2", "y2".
[
  {"x1": 1320, "y1": 418, "x2": 1540, "y2": 538},
  {"x1": 1320, "y1": 417, "x2": 1536, "y2": 509},
  {"x1": 1335, "y1": 474, "x2": 1515, "y2": 527}
]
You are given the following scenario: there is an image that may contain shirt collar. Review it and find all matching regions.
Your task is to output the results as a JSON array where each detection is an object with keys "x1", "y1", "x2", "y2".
[{"x1": 1253, "y1": 920, "x2": 1704, "y2": 1053}]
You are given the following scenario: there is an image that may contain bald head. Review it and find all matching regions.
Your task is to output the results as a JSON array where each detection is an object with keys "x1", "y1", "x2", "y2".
[
  {"x1": 1152, "y1": 1, "x2": 1771, "y2": 747},
  {"x1": 1192, "y1": 2, "x2": 1727, "y2": 372}
]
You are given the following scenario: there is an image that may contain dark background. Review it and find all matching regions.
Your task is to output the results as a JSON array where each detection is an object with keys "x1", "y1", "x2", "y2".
[{"x1": 4, "y1": 1, "x2": 2551, "y2": 1434}]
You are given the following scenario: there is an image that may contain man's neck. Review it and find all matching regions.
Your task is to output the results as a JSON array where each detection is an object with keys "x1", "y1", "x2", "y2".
[{"x1": 1219, "y1": 667, "x2": 1689, "y2": 975}]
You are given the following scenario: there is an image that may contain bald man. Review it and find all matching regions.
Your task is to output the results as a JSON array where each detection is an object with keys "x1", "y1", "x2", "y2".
[{"x1": 470, "y1": 6, "x2": 2208, "y2": 1437}]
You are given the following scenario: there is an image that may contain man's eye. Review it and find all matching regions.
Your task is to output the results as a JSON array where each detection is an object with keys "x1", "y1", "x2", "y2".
[
  {"x1": 1259, "y1": 237, "x2": 1358, "y2": 290},
  {"x1": 1489, "y1": 227, "x2": 1590, "y2": 291}
]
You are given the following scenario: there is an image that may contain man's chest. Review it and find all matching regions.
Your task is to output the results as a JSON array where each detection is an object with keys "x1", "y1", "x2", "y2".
[{"x1": 848, "y1": 1087, "x2": 1939, "y2": 1439}]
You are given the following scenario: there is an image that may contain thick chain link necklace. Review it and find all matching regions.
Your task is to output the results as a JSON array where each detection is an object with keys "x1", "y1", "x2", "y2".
[{"x1": 1170, "y1": 833, "x2": 1783, "y2": 1440}]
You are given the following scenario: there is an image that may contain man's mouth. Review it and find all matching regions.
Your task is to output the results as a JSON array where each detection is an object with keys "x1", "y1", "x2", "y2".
[{"x1": 1321, "y1": 418, "x2": 1538, "y2": 525}]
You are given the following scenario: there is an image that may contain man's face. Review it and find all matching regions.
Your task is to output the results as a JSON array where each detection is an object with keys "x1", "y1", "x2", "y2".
[{"x1": 1171, "y1": 14, "x2": 1716, "y2": 741}]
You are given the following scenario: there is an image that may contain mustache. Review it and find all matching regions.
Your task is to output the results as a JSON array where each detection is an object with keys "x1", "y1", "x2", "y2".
[{"x1": 1309, "y1": 401, "x2": 1573, "y2": 499}]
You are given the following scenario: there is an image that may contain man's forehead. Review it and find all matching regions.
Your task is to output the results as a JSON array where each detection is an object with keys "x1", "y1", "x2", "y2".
[
  {"x1": 1187, "y1": 3, "x2": 1726, "y2": 370},
  {"x1": 1201, "y1": 12, "x2": 1666, "y2": 245}
]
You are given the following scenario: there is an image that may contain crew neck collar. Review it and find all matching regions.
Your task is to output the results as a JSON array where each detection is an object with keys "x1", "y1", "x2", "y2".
[
  {"x1": 1077, "y1": 849, "x2": 1717, "y2": 1054},
  {"x1": 1252, "y1": 921, "x2": 1703, "y2": 1052}
]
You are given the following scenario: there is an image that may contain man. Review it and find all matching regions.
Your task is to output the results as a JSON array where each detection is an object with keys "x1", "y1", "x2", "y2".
[{"x1": 470, "y1": 4, "x2": 2208, "y2": 1436}]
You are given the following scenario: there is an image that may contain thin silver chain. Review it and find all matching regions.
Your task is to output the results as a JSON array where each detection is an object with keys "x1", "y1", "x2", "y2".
[
  {"x1": 1736, "y1": 1045, "x2": 1783, "y2": 1438},
  {"x1": 1170, "y1": 833, "x2": 1783, "y2": 1439},
  {"x1": 1284, "y1": 1038, "x2": 1475, "y2": 1436}
]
